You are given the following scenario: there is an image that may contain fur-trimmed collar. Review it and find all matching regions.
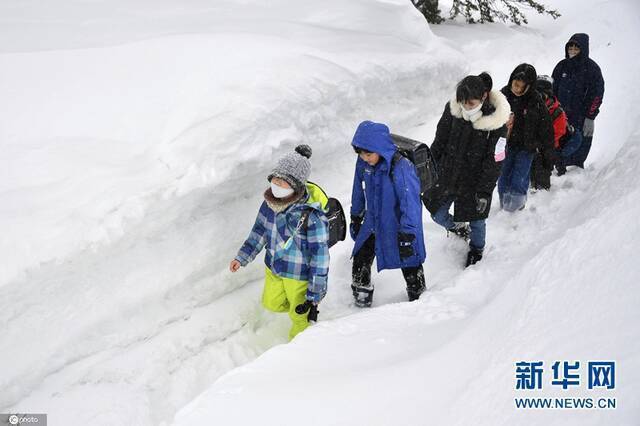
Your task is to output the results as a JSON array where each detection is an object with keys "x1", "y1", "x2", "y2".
[
  {"x1": 264, "y1": 188, "x2": 304, "y2": 213},
  {"x1": 449, "y1": 90, "x2": 511, "y2": 131}
]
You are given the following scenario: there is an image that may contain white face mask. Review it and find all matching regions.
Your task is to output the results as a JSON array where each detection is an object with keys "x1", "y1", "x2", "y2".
[
  {"x1": 271, "y1": 182, "x2": 294, "y2": 198},
  {"x1": 460, "y1": 102, "x2": 483, "y2": 122}
]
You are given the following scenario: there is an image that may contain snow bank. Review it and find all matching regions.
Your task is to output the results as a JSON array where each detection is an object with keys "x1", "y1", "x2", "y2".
[{"x1": 0, "y1": 0, "x2": 460, "y2": 287}]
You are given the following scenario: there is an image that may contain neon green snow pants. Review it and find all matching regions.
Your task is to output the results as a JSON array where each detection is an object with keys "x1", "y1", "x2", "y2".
[{"x1": 263, "y1": 267, "x2": 310, "y2": 340}]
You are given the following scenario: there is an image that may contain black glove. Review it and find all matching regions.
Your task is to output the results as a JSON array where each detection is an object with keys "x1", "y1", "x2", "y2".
[
  {"x1": 295, "y1": 300, "x2": 319, "y2": 322},
  {"x1": 350, "y1": 215, "x2": 363, "y2": 240},
  {"x1": 475, "y1": 193, "x2": 489, "y2": 214},
  {"x1": 398, "y1": 233, "x2": 415, "y2": 259}
]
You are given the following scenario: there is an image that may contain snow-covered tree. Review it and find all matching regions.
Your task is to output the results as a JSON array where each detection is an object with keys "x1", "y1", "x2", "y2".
[
  {"x1": 413, "y1": 0, "x2": 560, "y2": 25},
  {"x1": 412, "y1": 0, "x2": 445, "y2": 24}
]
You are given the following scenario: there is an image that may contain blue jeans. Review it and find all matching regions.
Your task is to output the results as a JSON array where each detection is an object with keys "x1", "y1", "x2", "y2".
[
  {"x1": 432, "y1": 197, "x2": 486, "y2": 250},
  {"x1": 498, "y1": 148, "x2": 534, "y2": 212}
]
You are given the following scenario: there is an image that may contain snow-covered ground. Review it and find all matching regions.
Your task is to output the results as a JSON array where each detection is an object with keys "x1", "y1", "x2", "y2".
[{"x1": 2, "y1": 0, "x2": 639, "y2": 425}]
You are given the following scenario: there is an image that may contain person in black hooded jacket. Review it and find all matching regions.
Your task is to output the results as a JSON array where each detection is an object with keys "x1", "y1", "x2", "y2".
[
  {"x1": 552, "y1": 33, "x2": 605, "y2": 171},
  {"x1": 422, "y1": 73, "x2": 510, "y2": 267},
  {"x1": 498, "y1": 63, "x2": 554, "y2": 212}
]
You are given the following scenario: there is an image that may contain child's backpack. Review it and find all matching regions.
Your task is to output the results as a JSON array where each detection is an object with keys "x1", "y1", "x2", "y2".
[
  {"x1": 390, "y1": 133, "x2": 438, "y2": 194},
  {"x1": 301, "y1": 181, "x2": 346, "y2": 248}
]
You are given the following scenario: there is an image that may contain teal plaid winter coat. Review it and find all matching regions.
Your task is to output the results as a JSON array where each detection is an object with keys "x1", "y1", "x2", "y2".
[{"x1": 235, "y1": 190, "x2": 330, "y2": 297}]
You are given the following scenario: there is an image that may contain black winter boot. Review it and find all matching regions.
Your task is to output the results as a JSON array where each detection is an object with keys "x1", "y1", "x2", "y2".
[
  {"x1": 352, "y1": 235, "x2": 376, "y2": 307},
  {"x1": 403, "y1": 266, "x2": 426, "y2": 301},
  {"x1": 465, "y1": 246, "x2": 484, "y2": 268},
  {"x1": 352, "y1": 256, "x2": 374, "y2": 308},
  {"x1": 351, "y1": 283, "x2": 374, "y2": 307},
  {"x1": 556, "y1": 163, "x2": 567, "y2": 176},
  {"x1": 447, "y1": 222, "x2": 471, "y2": 241}
]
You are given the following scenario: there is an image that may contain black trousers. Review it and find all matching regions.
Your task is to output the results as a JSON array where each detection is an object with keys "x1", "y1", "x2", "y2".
[
  {"x1": 352, "y1": 234, "x2": 425, "y2": 294},
  {"x1": 530, "y1": 153, "x2": 552, "y2": 190},
  {"x1": 566, "y1": 135, "x2": 593, "y2": 168}
]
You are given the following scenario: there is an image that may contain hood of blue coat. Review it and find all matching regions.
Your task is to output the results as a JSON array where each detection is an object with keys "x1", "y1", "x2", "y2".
[
  {"x1": 566, "y1": 33, "x2": 590, "y2": 59},
  {"x1": 351, "y1": 121, "x2": 397, "y2": 168}
]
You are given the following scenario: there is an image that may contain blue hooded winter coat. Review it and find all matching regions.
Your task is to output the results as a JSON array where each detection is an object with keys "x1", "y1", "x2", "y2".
[
  {"x1": 552, "y1": 33, "x2": 605, "y2": 128},
  {"x1": 350, "y1": 121, "x2": 426, "y2": 271}
]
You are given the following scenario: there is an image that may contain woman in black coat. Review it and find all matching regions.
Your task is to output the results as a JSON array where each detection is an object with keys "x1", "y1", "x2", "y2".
[{"x1": 422, "y1": 73, "x2": 510, "y2": 267}]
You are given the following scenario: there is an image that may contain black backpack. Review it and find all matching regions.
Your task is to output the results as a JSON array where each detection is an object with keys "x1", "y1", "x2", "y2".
[
  {"x1": 301, "y1": 181, "x2": 346, "y2": 248},
  {"x1": 390, "y1": 133, "x2": 438, "y2": 194}
]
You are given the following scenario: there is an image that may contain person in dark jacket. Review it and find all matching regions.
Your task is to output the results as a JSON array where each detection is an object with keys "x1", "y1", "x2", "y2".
[
  {"x1": 422, "y1": 73, "x2": 510, "y2": 267},
  {"x1": 350, "y1": 120, "x2": 426, "y2": 307},
  {"x1": 498, "y1": 63, "x2": 554, "y2": 211},
  {"x1": 530, "y1": 75, "x2": 568, "y2": 190},
  {"x1": 552, "y1": 33, "x2": 605, "y2": 171}
]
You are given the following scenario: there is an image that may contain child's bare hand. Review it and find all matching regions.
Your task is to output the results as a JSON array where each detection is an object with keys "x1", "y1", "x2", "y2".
[{"x1": 229, "y1": 260, "x2": 241, "y2": 272}]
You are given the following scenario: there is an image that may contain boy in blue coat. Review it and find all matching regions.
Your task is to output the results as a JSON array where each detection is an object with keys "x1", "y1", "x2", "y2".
[{"x1": 349, "y1": 121, "x2": 426, "y2": 307}]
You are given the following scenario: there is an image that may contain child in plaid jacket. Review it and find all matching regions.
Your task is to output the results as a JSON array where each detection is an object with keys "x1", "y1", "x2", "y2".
[{"x1": 230, "y1": 145, "x2": 329, "y2": 340}]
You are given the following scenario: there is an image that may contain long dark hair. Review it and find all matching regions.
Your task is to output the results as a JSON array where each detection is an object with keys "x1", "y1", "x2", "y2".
[
  {"x1": 508, "y1": 63, "x2": 537, "y2": 87},
  {"x1": 456, "y1": 72, "x2": 493, "y2": 103}
]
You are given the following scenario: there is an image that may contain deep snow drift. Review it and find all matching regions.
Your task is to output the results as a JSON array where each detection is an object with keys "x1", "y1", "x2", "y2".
[{"x1": 2, "y1": 0, "x2": 639, "y2": 425}]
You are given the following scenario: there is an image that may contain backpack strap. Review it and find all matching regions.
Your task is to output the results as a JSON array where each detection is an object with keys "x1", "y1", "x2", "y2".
[
  {"x1": 300, "y1": 208, "x2": 312, "y2": 231},
  {"x1": 282, "y1": 208, "x2": 312, "y2": 250},
  {"x1": 550, "y1": 105, "x2": 564, "y2": 121},
  {"x1": 388, "y1": 151, "x2": 406, "y2": 202},
  {"x1": 389, "y1": 151, "x2": 403, "y2": 182}
]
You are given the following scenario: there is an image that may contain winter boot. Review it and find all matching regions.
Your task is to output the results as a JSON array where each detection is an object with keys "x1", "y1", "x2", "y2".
[
  {"x1": 465, "y1": 246, "x2": 484, "y2": 268},
  {"x1": 502, "y1": 192, "x2": 527, "y2": 212},
  {"x1": 351, "y1": 283, "x2": 374, "y2": 307},
  {"x1": 556, "y1": 164, "x2": 567, "y2": 176},
  {"x1": 403, "y1": 266, "x2": 426, "y2": 301},
  {"x1": 352, "y1": 257, "x2": 374, "y2": 308},
  {"x1": 447, "y1": 222, "x2": 471, "y2": 241},
  {"x1": 555, "y1": 162, "x2": 567, "y2": 176}
]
